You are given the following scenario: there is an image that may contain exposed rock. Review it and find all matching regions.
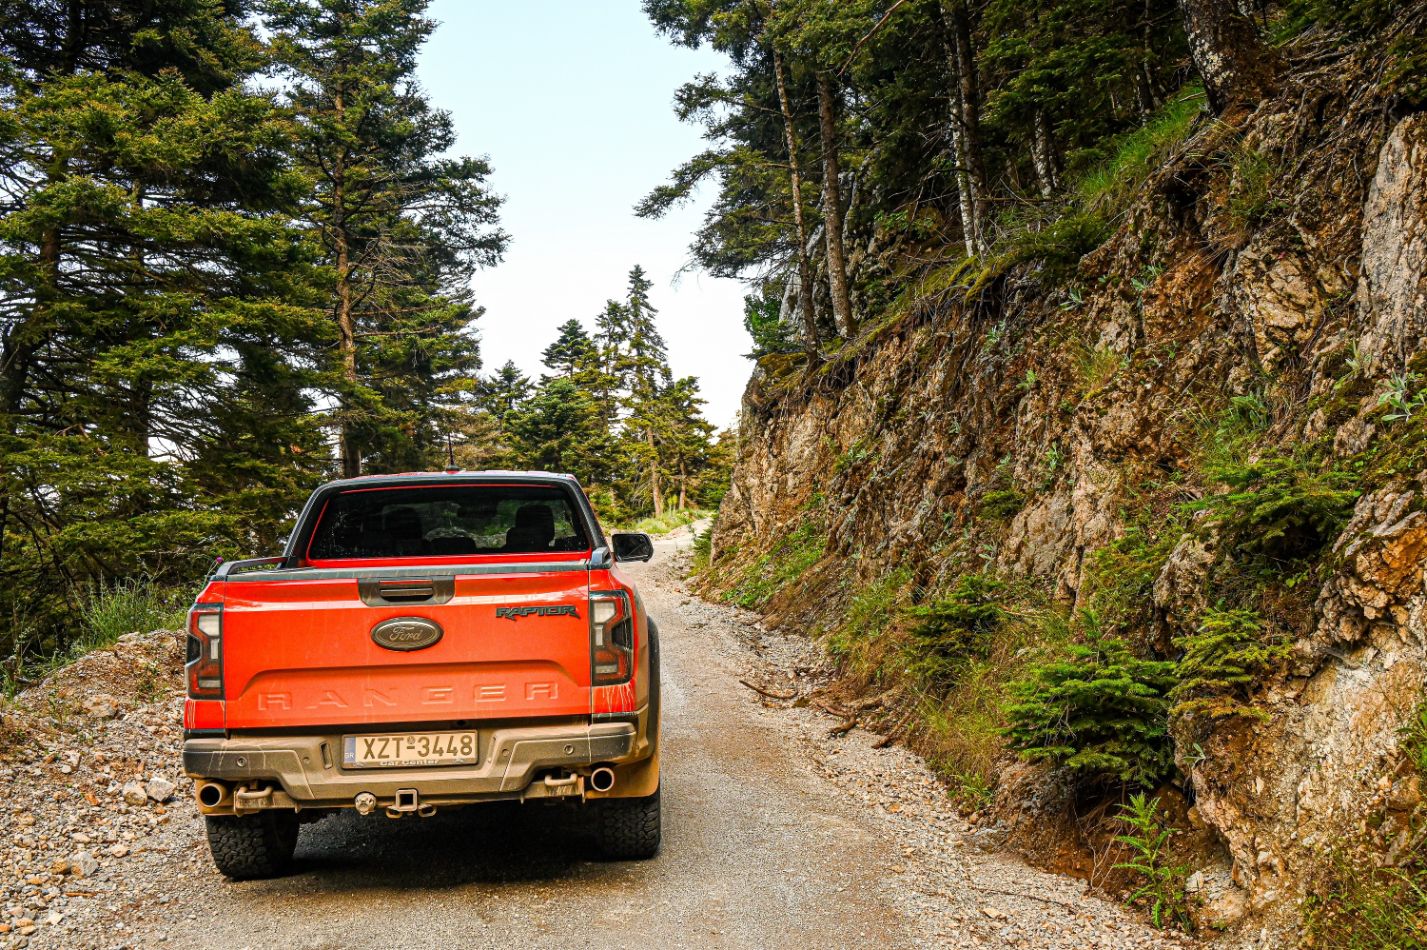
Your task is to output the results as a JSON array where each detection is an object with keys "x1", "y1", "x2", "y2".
[
  {"x1": 145, "y1": 777, "x2": 176, "y2": 803},
  {"x1": 121, "y1": 782, "x2": 148, "y2": 807},
  {"x1": 67, "y1": 851, "x2": 98, "y2": 878}
]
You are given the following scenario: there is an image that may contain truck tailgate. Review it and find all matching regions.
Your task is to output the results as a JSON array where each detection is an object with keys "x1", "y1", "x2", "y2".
[{"x1": 219, "y1": 566, "x2": 591, "y2": 730}]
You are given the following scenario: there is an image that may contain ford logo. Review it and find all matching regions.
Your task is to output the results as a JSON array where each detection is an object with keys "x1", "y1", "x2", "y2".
[{"x1": 371, "y1": 617, "x2": 443, "y2": 651}]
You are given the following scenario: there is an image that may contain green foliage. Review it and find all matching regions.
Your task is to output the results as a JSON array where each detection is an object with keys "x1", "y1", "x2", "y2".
[
  {"x1": 827, "y1": 567, "x2": 913, "y2": 663},
  {"x1": 1379, "y1": 372, "x2": 1427, "y2": 423},
  {"x1": 73, "y1": 578, "x2": 190, "y2": 655},
  {"x1": 617, "y1": 508, "x2": 711, "y2": 536},
  {"x1": 1083, "y1": 514, "x2": 1183, "y2": 637},
  {"x1": 727, "y1": 517, "x2": 826, "y2": 609},
  {"x1": 1073, "y1": 89, "x2": 1205, "y2": 210},
  {"x1": 742, "y1": 287, "x2": 800, "y2": 358},
  {"x1": 1076, "y1": 343, "x2": 1127, "y2": 399},
  {"x1": 1114, "y1": 794, "x2": 1192, "y2": 931},
  {"x1": 1004, "y1": 615, "x2": 1177, "y2": 787},
  {"x1": 1303, "y1": 852, "x2": 1427, "y2": 949},
  {"x1": 1171, "y1": 607, "x2": 1289, "y2": 723},
  {"x1": 979, "y1": 488, "x2": 1027, "y2": 520},
  {"x1": 1222, "y1": 144, "x2": 1280, "y2": 230},
  {"x1": 904, "y1": 574, "x2": 1006, "y2": 689},
  {"x1": 691, "y1": 524, "x2": 714, "y2": 574},
  {"x1": 1192, "y1": 446, "x2": 1360, "y2": 566}
]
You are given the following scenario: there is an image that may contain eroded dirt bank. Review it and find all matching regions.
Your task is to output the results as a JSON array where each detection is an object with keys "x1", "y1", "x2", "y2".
[{"x1": 0, "y1": 536, "x2": 1181, "y2": 949}]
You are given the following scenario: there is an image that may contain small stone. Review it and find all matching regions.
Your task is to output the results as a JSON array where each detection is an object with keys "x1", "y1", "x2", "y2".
[
  {"x1": 121, "y1": 782, "x2": 147, "y2": 806},
  {"x1": 48, "y1": 859, "x2": 68, "y2": 876},
  {"x1": 82, "y1": 695, "x2": 119, "y2": 719},
  {"x1": 106, "y1": 843, "x2": 129, "y2": 858},
  {"x1": 43, "y1": 911, "x2": 61, "y2": 925},
  {"x1": 68, "y1": 851, "x2": 98, "y2": 878},
  {"x1": 145, "y1": 777, "x2": 176, "y2": 803},
  {"x1": 15, "y1": 813, "x2": 35, "y2": 827},
  {"x1": 980, "y1": 906, "x2": 1006, "y2": 921}
]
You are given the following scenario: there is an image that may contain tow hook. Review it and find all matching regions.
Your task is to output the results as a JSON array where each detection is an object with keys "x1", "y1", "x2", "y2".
[
  {"x1": 354, "y1": 791, "x2": 377, "y2": 816},
  {"x1": 385, "y1": 788, "x2": 436, "y2": 819},
  {"x1": 232, "y1": 785, "x2": 273, "y2": 813}
]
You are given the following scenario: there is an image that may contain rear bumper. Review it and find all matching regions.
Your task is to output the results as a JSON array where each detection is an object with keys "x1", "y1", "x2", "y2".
[{"x1": 184, "y1": 718, "x2": 646, "y2": 813}]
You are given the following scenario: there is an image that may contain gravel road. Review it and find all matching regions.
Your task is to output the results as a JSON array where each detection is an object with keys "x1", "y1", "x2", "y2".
[{"x1": 2, "y1": 535, "x2": 1190, "y2": 949}]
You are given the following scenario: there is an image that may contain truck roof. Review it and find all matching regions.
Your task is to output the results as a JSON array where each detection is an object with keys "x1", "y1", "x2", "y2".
[{"x1": 325, "y1": 470, "x2": 580, "y2": 488}]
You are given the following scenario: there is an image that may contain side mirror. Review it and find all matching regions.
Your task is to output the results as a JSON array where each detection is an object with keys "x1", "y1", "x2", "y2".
[{"x1": 611, "y1": 532, "x2": 655, "y2": 563}]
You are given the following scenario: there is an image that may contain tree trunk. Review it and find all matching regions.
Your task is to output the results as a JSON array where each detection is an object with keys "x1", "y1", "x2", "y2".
[
  {"x1": 646, "y1": 427, "x2": 663, "y2": 517},
  {"x1": 332, "y1": 91, "x2": 361, "y2": 479},
  {"x1": 1179, "y1": 0, "x2": 1277, "y2": 113},
  {"x1": 772, "y1": 50, "x2": 820, "y2": 355},
  {"x1": 816, "y1": 72, "x2": 855, "y2": 338},
  {"x1": 1031, "y1": 109, "x2": 1060, "y2": 197},
  {"x1": 678, "y1": 458, "x2": 688, "y2": 511},
  {"x1": 1135, "y1": 0, "x2": 1158, "y2": 116},
  {"x1": 940, "y1": 0, "x2": 988, "y2": 256},
  {"x1": 335, "y1": 228, "x2": 360, "y2": 479}
]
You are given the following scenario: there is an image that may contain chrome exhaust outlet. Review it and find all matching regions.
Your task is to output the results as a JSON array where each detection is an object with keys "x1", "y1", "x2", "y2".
[
  {"x1": 589, "y1": 767, "x2": 616, "y2": 793},
  {"x1": 196, "y1": 781, "x2": 230, "y2": 809}
]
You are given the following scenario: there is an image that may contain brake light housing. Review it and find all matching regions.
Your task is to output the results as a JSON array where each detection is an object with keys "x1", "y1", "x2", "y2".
[
  {"x1": 186, "y1": 604, "x2": 224, "y2": 699},
  {"x1": 590, "y1": 591, "x2": 633, "y2": 686}
]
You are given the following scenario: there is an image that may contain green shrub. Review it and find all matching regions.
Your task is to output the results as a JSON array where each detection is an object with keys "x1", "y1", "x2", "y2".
[
  {"x1": 1114, "y1": 793, "x2": 1192, "y2": 931},
  {"x1": 74, "y1": 577, "x2": 188, "y2": 653},
  {"x1": 1191, "y1": 447, "x2": 1360, "y2": 565},
  {"x1": 1083, "y1": 515, "x2": 1184, "y2": 636},
  {"x1": 690, "y1": 524, "x2": 713, "y2": 571},
  {"x1": 1004, "y1": 614, "x2": 1177, "y2": 787},
  {"x1": 727, "y1": 518, "x2": 826, "y2": 609},
  {"x1": 1171, "y1": 607, "x2": 1289, "y2": 724},
  {"x1": 904, "y1": 574, "x2": 1005, "y2": 689}
]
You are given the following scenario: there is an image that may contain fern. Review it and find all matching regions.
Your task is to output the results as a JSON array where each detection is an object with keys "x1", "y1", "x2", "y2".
[{"x1": 1114, "y1": 794, "x2": 1192, "y2": 931}]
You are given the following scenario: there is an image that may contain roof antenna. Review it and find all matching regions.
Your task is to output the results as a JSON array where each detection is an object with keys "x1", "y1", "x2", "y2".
[{"x1": 445, "y1": 432, "x2": 458, "y2": 472}]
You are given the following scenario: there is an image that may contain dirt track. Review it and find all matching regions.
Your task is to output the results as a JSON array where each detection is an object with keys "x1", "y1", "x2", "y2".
[{"x1": 7, "y1": 534, "x2": 1184, "y2": 949}]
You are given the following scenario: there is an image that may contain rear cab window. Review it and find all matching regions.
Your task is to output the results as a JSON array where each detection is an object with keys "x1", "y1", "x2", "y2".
[{"x1": 304, "y1": 484, "x2": 593, "y2": 563}]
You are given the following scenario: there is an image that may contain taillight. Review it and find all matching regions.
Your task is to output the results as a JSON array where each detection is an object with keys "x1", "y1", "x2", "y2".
[
  {"x1": 186, "y1": 605, "x2": 223, "y2": 699},
  {"x1": 590, "y1": 591, "x2": 633, "y2": 686}
]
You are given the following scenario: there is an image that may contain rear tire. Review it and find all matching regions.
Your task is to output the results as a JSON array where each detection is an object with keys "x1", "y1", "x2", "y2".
[
  {"x1": 205, "y1": 812, "x2": 299, "y2": 880},
  {"x1": 594, "y1": 786, "x2": 661, "y2": 860}
]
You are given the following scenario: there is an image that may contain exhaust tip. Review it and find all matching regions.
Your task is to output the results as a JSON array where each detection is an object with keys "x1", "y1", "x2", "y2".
[
  {"x1": 589, "y1": 766, "x2": 616, "y2": 793},
  {"x1": 197, "y1": 781, "x2": 229, "y2": 809}
]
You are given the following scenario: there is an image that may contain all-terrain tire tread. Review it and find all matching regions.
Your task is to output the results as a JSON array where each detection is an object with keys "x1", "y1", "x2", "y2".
[
  {"x1": 596, "y1": 787, "x2": 661, "y2": 860},
  {"x1": 205, "y1": 813, "x2": 298, "y2": 880}
]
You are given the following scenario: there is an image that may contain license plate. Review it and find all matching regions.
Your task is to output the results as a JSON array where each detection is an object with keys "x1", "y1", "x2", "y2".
[{"x1": 342, "y1": 731, "x2": 479, "y2": 769}]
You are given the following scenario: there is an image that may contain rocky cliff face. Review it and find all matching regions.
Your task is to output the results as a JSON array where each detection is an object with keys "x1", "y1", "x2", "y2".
[{"x1": 705, "y1": 30, "x2": 1427, "y2": 942}]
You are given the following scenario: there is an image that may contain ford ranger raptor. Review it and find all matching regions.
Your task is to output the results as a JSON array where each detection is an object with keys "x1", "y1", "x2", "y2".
[{"x1": 181, "y1": 472, "x2": 660, "y2": 879}]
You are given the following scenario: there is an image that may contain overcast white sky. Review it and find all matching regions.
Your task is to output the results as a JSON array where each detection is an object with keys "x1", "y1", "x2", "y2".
[{"x1": 417, "y1": 1, "x2": 750, "y2": 428}]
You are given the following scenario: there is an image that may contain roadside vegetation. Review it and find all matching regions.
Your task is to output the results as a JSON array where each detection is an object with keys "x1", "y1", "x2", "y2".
[{"x1": 0, "y1": 1, "x2": 732, "y2": 677}]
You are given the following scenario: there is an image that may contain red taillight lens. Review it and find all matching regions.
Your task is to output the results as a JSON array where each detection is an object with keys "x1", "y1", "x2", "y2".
[
  {"x1": 590, "y1": 592, "x2": 633, "y2": 686},
  {"x1": 186, "y1": 606, "x2": 223, "y2": 699}
]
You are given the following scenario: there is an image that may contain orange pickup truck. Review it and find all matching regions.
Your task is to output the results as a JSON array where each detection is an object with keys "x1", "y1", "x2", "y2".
[{"x1": 181, "y1": 472, "x2": 661, "y2": 879}]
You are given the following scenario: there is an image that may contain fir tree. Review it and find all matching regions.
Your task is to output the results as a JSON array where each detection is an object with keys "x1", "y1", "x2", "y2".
[{"x1": 264, "y1": 0, "x2": 507, "y2": 477}]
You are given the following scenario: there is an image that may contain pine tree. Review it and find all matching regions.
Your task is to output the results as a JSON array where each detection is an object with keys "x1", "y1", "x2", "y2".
[
  {"x1": 264, "y1": 0, "x2": 507, "y2": 477},
  {"x1": 0, "y1": 0, "x2": 326, "y2": 654},
  {"x1": 542, "y1": 319, "x2": 597, "y2": 379}
]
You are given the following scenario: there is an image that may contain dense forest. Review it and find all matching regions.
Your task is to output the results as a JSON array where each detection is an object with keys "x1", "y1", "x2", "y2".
[{"x1": 0, "y1": 0, "x2": 726, "y2": 680}]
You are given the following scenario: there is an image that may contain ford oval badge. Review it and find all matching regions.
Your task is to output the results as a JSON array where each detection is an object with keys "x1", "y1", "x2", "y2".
[{"x1": 371, "y1": 617, "x2": 443, "y2": 651}]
